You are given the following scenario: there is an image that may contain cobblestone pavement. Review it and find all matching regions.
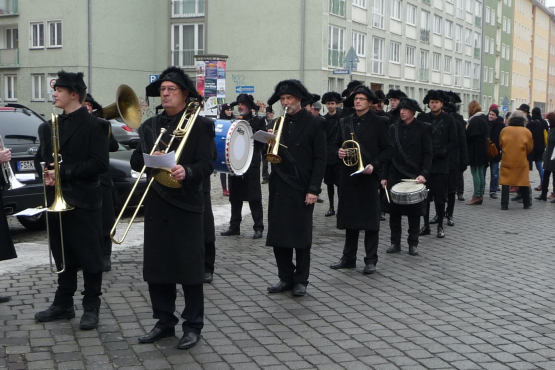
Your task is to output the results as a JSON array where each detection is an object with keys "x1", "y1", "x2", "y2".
[{"x1": 1, "y1": 170, "x2": 555, "y2": 370}]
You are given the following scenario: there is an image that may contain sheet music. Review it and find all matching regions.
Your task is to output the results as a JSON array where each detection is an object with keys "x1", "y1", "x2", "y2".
[
  {"x1": 252, "y1": 131, "x2": 276, "y2": 144},
  {"x1": 142, "y1": 151, "x2": 176, "y2": 171},
  {"x1": 15, "y1": 173, "x2": 35, "y2": 181},
  {"x1": 12, "y1": 208, "x2": 47, "y2": 217}
]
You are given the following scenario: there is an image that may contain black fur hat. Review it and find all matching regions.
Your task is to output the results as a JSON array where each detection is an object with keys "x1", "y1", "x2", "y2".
[
  {"x1": 445, "y1": 91, "x2": 462, "y2": 104},
  {"x1": 145, "y1": 66, "x2": 202, "y2": 100},
  {"x1": 53, "y1": 70, "x2": 87, "y2": 93},
  {"x1": 375, "y1": 90, "x2": 389, "y2": 105},
  {"x1": 267, "y1": 79, "x2": 311, "y2": 106},
  {"x1": 321, "y1": 92, "x2": 342, "y2": 104},
  {"x1": 303, "y1": 93, "x2": 321, "y2": 107},
  {"x1": 423, "y1": 90, "x2": 450, "y2": 105},
  {"x1": 343, "y1": 86, "x2": 378, "y2": 107},
  {"x1": 232, "y1": 94, "x2": 259, "y2": 111},
  {"x1": 398, "y1": 98, "x2": 423, "y2": 113},
  {"x1": 385, "y1": 89, "x2": 407, "y2": 100},
  {"x1": 341, "y1": 80, "x2": 363, "y2": 97},
  {"x1": 442, "y1": 102, "x2": 458, "y2": 114},
  {"x1": 266, "y1": 105, "x2": 273, "y2": 114},
  {"x1": 84, "y1": 93, "x2": 102, "y2": 113},
  {"x1": 518, "y1": 104, "x2": 530, "y2": 114}
]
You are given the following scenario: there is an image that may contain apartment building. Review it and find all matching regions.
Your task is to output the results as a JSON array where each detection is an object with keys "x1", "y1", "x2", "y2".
[
  {"x1": 548, "y1": 12, "x2": 555, "y2": 112},
  {"x1": 530, "y1": 1, "x2": 550, "y2": 111}
]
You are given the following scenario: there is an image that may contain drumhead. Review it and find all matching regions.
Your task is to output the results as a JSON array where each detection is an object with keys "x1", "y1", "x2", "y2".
[
  {"x1": 391, "y1": 182, "x2": 425, "y2": 193},
  {"x1": 214, "y1": 119, "x2": 254, "y2": 175}
]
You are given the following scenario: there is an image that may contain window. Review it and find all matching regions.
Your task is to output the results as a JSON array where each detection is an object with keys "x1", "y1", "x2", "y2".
[
  {"x1": 485, "y1": 36, "x2": 489, "y2": 53},
  {"x1": 501, "y1": 43, "x2": 505, "y2": 59},
  {"x1": 328, "y1": 25, "x2": 345, "y2": 67},
  {"x1": 372, "y1": 37, "x2": 384, "y2": 74},
  {"x1": 503, "y1": 16, "x2": 507, "y2": 31},
  {"x1": 464, "y1": 61, "x2": 471, "y2": 76},
  {"x1": 172, "y1": 0, "x2": 205, "y2": 17},
  {"x1": 407, "y1": 4, "x2": 416, "y2": 25},
  {"x1": 433, "y1": 15, "x2": 442, "y2": 35},
  {"x1": 420, "y1": 50, "x2": 429, "y2": 80},
  {"x1": 353, "y1": 0, "x2": 367, "y2": 8},
  {"x1": 389, "y1": 41, "x2": 400, "y2": 63},
  {"x1": 421, "y1": 10, "x2": 430, "y2": 30},
  {"x1": 490, "y1": 38, "x2": 494, "y2": 54},
  {"x1": 47, "y1": 21, "x2": 62, "y2": 48},
  {"x1": 489, "y1": 67, "x2": 493, "y2": 83},
  {"x1": 444, "y1": 56, "x2": 452, "y2": 73},
  {"x1": 32, "y1": 74, "x2": 44, "y2": 101},
  {"x1": 391, "y1": 0, "x2": 401, "y2": 20},
  {"x1": 507, "y1": 21, "x2": 510, "y2": 34},
  {"x1": 491, "y1": 10, "x2": 495, "y2": 25},
  {"x1": 329, "y1": 0, "x2": 346, "y2": 16},
  {"x1": 456, "y1": 0, "x2": 464, "y2": 18},
  {"x1": 171, "y1": 23, "x2": 204, "y2": 67},
  {"x1": 455, "y1": 25, "x2": 463, "y2": 53},
  {"x1": 30, "y1": 22, "x2": 44, "y2": 48},
  {"x1": 373, "y1": 0, "x2": 385, "y2": 29},
  {"x1": 432, "y1": 53, "x2": 441, "y2": 71},
  {"x1": 445, "y1": 20, "x2": 453, "y2": 38},
  {"x1": 465, "y1": 28, "x2": 472, "y2": 45},
  {"x1": 466, "y1": 0, "x2": 474, "y2": 13},
  {"x1": 485, "y1": 6, "x2": 490, "y2": 23},
  {"x1": 506, "y1": 47, "x2": 510, "y2": 60},
  {"x1": 5, "y1": 75, "x2": 16, "y2": 101},
  {"x1": 352, "y1": 32, "x2": 366, "y2": 57},
  {"x1": 455, "y1": 59, "x2": 462, "y2": 86},
  {"x1": 6, "y1": 28, "x2": 18, "y2": 49},
  {"x1": 406, "y1": 45, "x2": 415, "y2": 66},
  {"x1": 484, "y1": 66, "x2": 488, "y2": 81}
]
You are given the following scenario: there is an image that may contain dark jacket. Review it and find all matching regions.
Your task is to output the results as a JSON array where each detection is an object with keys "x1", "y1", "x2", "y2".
[
  {"x1": 487, "y1": 117, "x2": 505, "y2": 163},
  {"x1": 466, "y1": 113, "x2": 489, "y2": 167},
  {"x1": 265, "y1": 108, "x2": 326, "y2": 249},
  {"x1": 324, "y1": 109, "x2": 342, "y2": 165},
  {"x1": 450, "y1": 112, "x2": 469, "y2": 170},
  {"x1": 0, "y1": 196, "x2": 16, "y2": 262},
  {"x1": 375, "y1": 110, "x2": 393, "y2": 125},
  {"x1": 418, "y1": 111, "x2": 458, "y2": 174},
  {"x1": 334, "y1": 110, "x2": 393, "y2": 230},
  {"x1": 543, "y1": 128, "x2": 555, "y2": 172},
  {"x1": 389, "y1": 108, "x2": 400, "y2": 122},
  {"x1": 527, "y1": 118, "x2": 548, "y2": 162}
]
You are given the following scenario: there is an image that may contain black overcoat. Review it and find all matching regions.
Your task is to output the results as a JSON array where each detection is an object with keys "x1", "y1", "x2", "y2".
[
  {"x1": 0, "y1": 177, "x2": 16, "y2": 261},
  {"x1": 466, "y1": 113, "x2": 489, "y2": 167},
  {"x1": 527, "y1": 119, "x2": 548, "y2": 162},
  {"x1": 130, "y1": 111, "x2": 214, "y2": 285},
  {"x1": 34, "y1": 107, "x2": 109, "y2": 273},
  {"x1": 449, "y1": 113, "x2": 468, "y2": 170},
  {"x1": 203, "y1": 121, "x2": 217, "y2": 244},
  {"x1": 265, "y1": 108, "x2": 326, "y2": 249},
  {"x1": 228, "y1": 113, "x2": 265, "y2": 203},
  {"x1": 543, "y1": 128, "x2": 555, "y2": 172},
  {"x1": 334, "y1": 111, "x2": 393, "y2": 231},
  {"x1": 324, "y1": 110, "x2": 341, "y2": 165},
  {"x1": 487, "y1": 118, "x2": 505, "y2": 164},
  {"x1": 418, "y1": 111, "x2": 458, "y2": 174},
  {"x1": 381, "y1": 118, "x2": 433, "y2": 216}
]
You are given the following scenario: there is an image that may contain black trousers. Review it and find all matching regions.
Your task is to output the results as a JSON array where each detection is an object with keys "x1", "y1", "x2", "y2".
[
  {"x1": 390, "y1": 214, "x2": 421, "y2": 247},
  {"x1": 456, "y1": 170, "x2": 465, "y2": 195},
  {"x1": 262, "y1": 152, "x2": 270, "y2": 179},
  {"x1": 446, "y1": 170, "x2": 458, "y2": 216},
  {"x1": 148, "y1": 283, "x2": 204, "y2": 334},
  {"x1": 230, "y1": 200, "x2": 264, "y2": 232},
  {"x1": 205, "y1": 242, "x2": 215, "y2": 274},
  {"x1": 501, "y1": 185, "x2": 530, "y2": 208},
  {"x1": 341, "y1": 229, "x2": 378, "y2": 265},
  {"x1": 424, "y1": 173, "x2": 448, "y2": 228},
  {"x1": 273, "y1": 247, "x2": 310, "y2": 286},
  {"x1": 53, "y1": 267, "x2": 102, "y2": 309},
  {"x1": 541, "y1": 170, "x2": 554, "y2": 197}
]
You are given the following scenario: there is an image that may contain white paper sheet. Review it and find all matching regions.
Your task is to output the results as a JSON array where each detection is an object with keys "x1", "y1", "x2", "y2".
[
  {"x1": 12, "y1": 208, "x2": 47, "y2": 217},
  {"x1": 15, "y1": 173, "x2": 35, "y2": 181},
  {"x1": 142, "y1": 151, "x2": 176, "y2": 171},
  {"x1": 252, "y1": 131, "x2": 276, "y2": 143},
  {"x1": 350, "y1": 168, "x2": 366, "y2": 176}
]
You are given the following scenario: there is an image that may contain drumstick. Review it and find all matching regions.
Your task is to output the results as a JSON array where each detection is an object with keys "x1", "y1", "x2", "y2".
[{"x1": 384, "y1": 186, "x2": 390, "y2": 203}]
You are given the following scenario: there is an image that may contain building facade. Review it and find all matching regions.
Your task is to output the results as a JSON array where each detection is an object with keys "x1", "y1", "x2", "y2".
[
  {"x1": 530, "y1": 1, "x2": 550, "y2": 111},
  {"x1": 548, "y1": 10, "x2": 555, "y2": 112},
  {"x1": 511, "y1": 0, "x2": 533, "y2": 110}
]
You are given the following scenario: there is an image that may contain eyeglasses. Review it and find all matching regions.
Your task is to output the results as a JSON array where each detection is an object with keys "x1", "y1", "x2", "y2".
[
  {"x1": 159, "y1": 86, "x2": 181, "y2": 93},
  {"x1": 354, "y1": 97, "x2": 368, "y2": 101}
]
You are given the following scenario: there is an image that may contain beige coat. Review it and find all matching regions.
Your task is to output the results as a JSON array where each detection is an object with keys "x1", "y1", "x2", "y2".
[{"x1": 499, "y1": 126, "x2": 533, "y2": 186}]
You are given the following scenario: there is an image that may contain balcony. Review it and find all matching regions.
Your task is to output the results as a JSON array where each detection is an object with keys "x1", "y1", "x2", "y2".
[
  {"x1": 0, "y1": 0, "x2": 17, "y2": 16},
  {"x1": 474, "y1": 47, "x2": 481, "y2": 59},
  {"x1": 420, "y1": 29, "x2": 430, "y2": 43},
  {"x1": 0, "y1": 48, "x2": 18, "y2": 67},
  {"x1": 419, "y1": 68, "x2": 429, "y2": 81},
  {"x1": 472, "y1": 78, "x2": 480, "y2": 90},
  {"x1": 475, "y1": 16, "x2": 481, "y2": 27}
]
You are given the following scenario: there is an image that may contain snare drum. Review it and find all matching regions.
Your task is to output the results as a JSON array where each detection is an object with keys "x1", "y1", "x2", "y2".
[
  {"x1": 214, "y1": 119, "x2": 254, "y2": 176},
  {"x1": 390, "y1": 182, "x2": 428, "y2": 205}
]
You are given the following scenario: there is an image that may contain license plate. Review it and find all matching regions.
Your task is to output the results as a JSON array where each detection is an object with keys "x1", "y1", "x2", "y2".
[{"x1": 17, "y1": 160, "x2": 35, "y2": 171}]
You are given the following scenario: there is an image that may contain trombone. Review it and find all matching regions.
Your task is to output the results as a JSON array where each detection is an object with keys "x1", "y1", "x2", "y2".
[
  {"x1": 266, "y1": 107, "x2": 288, "y2": 164},
  {"x1": 110, "y1": 99, "x2": 203, "y2": 244},
  {"x1": 42, "y1": 107, "x2": 74, "y2": 274},
  {"x1": 0, "y1": 132, "x2": 25, "y2": 190},
  {"x1": 341, "y1": 133, "x2": 365, "y2": 173}
]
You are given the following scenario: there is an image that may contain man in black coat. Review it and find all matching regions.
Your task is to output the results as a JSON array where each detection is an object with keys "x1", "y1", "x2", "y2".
[
  {"x1": 418, "y1": 90, "x2": 458, "y2": 238},
  {"x1": 385, "y1": 89, "x2": 407, "y2": 122},
  {"x1": 0, "y1": 147, "x2": 17, "y2": 303},
  {"x1": 340, "y1": 80, "x2": 363, "y2": 118},
  {"x1": 382, "y1": 98, "x2": 432, "y2": 256},
  {"x1": 220, "y1": 94, "x2": 266, "y2": 239},
  {"x1": 265, "y1": 79, "x2": 326, "y2": 297},
  {"x1": 322, "y1": 91, "x2": 342, "y2": 216},
  {"x1": 34, "y1": 71, "x2": 109, "y2": 330},
  {"x1": 373, "y1": 90, "x2": 393, "y2": 123},
  {"x1": 329, "y1": 86, "x2": 393, "y2": 274},
  {"x1": 131, "y1": 67, "x2": 214, "y2": 350}
]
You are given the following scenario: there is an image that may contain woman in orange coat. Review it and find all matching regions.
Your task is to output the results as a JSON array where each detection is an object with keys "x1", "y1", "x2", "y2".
[{"x1": 499, "y1": 110, "x2": 534, "y2": 210}]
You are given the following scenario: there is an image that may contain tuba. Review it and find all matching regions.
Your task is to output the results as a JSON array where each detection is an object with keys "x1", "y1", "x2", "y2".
[
  {"x1": 341, "y1": 133, "x2": 365, "y2": 173},
  {"x1": 265, "y1": 107, "x2": 288, "y2": 164},
  {"x1": 0, "y1": 132, "x2": 25, "y2": 190}
]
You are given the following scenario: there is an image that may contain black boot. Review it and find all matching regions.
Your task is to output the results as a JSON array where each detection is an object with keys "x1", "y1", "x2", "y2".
[
  {"x1": 325, "y1": 208, "x2": 335, "y2": 217},
  {"x1": 35, "y1": 305, "x2": 75, "y2": 322},
  {"x1": 429, "y1": 215, "x2": 439, "y2": 224},
  {"x1": 80, "y1": 307, "x2": 99, "y2": 330}
]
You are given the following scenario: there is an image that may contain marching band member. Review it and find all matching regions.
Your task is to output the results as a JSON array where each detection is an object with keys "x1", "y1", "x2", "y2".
[
  {"x1": 373, "y1": 90, "x2": 392, "y2": 123},
  {"x1": 265, "y1": 79, "x2": 326, "y2": 297},
  {"x1": 385, "y1": 89, "x2": 407, "y2": 122},
  {"x1": 340, "y1": 81, "x2": 363, "y2": 118},
  {"x1": 34, "y1": 71, "x2": 109, "y2": 330},
  {"x1": 382, "y1": 98, "x2": 432, "y2": 256},
  {"x1": 132, "y1": 67, "x2": 214, "y2": 350},
  {"x1": 329, "y1": 86, "x2": 392, "y2": 274},
  {"x1": 0, "y1": 145, "x2": 16, "y2": 303},
  {"x1": 322, "y1": 91, "x2": 343, "y2": 217}
]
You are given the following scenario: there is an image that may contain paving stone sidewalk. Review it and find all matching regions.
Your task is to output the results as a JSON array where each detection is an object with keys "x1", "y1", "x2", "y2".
[{"x1": 1, "y1": 170, "x2": 555, "y2": 370}]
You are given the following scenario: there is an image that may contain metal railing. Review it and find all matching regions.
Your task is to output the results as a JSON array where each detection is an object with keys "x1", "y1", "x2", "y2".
[
  {"x1": 474, "y1": 47, "x2": 481, "y2": 59},
  {"x1": 172, "y1": 0, "x2": 204, "y2": 18},
  {"x1": 420, "y1": 29, "x2": 430, "y2": 43},
  {"x1": 475, "y1": 16, "x2": 481, "y2": 27},
  {"x1": 0, "y1": 48, "x2": 18, "y2": 67}
]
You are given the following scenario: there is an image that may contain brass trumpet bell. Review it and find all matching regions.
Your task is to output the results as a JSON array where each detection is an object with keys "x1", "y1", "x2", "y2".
[
  {"x1": 102, "y1": 84, "x2": 142, "y2": 129},
  {"x1": 341, "y1": 133, "x2": 365, "y2": 173}
]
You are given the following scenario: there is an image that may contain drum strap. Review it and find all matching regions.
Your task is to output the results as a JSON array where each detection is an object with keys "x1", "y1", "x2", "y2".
[
  {"x1": 431, "y1": 118, "x2": 444, "y2": 136},
  {"x1": 393, "y1": 123, "x2": 417, "y2": 179}
]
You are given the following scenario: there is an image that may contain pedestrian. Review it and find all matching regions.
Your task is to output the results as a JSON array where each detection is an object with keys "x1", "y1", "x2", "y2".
[
  {"x1": 465, "y1": 101, "x2": 489, "y2": 205},
  {"x1": 486, "y1": 108, "x2": 504, "y2": 199},
  {"x1": 536, "y1": 111, "x2": 555, "y2": 202},
  {"x1": 322, "y1": 91, "x2": 342, "y2": 217},
  {"x1": 528, "y1": 107, "x2": 548, "y2": 191}
]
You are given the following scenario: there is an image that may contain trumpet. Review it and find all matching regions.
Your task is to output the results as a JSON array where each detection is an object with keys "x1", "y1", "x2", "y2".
[
  {"x1": 266, "y1": 107, "x2": 288, "y2": 164},
  {"x1": 0, "y1": 133, "x2": 25, "y2": 190},
  {"x1": 341, "y1": 133, "x2": 365, "y2": 173}
]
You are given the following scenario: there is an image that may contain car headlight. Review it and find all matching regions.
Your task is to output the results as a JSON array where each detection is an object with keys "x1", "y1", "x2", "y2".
[{"x1": 130, "y1": 170, "x2": 146, "y2": 179}]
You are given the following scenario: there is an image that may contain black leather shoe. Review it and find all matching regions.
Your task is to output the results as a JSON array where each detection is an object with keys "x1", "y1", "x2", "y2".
[
  {"x1": 0, "y1": 296, "x2": 11, "y2": 303},
  {"x1": 178, "y1": 332, "x2": 201, "y2": 350},
  {"x1": 386, "y1": 244, "x2": 401, "y2": 254},
  {"x1": 329, "y1": 258, "x2": 356, "y2": 269},
  {"x1": 419, "y1": 227, "x2": 430, "y2": 236},
  {"x1": 252, "y1": 230, "x2": 263, "y2": 239},
  {"x1": 292, "y1": 283, "x2": 307, "y2": 297},
  {"x1": 457, "y1": 194, "x2": 465, "y2": 201},
  {"x1": 501, "y1": 205, "x2": 508, "y2": 210},
  {"x1": 524, "y1": 204, "x2": 532, "y2": 209},
  {"x1": 409, "y1": 245, "x2": 419, "y2": 256},
  {"x1": 138, "y1": 327, "x2": 175, "y2": 344},
  {"x1": 429, "y1": 215, "x2": 439, "y2": 224},
  {"x1": 267, "y1": 280, "x2": 294, "y2": 293},
  {"x1": 316, "y1": 198, "x2": 324, "y2": 203},
  {"x1": 204, "y1": 272, "x2": 213, "y2": 283},
  {"x1": 536, "y1": 195, "x2": 547, "y2": 201},
  {"x1": 447, "y1": 215, "x2": 454, "y2": 226},
  {"x1": 79, "y1": 308, "x2": 99, "y2": 330},
  {"x1": 363, "y1": 263, "x2": 376, "y2": 274},
  {"x1": 325, "y1": 209, "x2": 336, "y2": 217},
  {"x1": 437, "y1": 227, "x2": 445, "y2": 238},
  {"x1": 220, "y1": 229, "x2": 240, "y2": 236},
  {"x1": 380, "y1": 212, "x2": 386, "y2": 221},
  {"x1": 35, "y1": 305, "x2": 75, "y2": 322}
]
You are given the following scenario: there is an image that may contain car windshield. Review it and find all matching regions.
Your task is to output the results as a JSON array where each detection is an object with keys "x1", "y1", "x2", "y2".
[{"x1": 0, "y1": 110, "x2": 43, "y2": 145}]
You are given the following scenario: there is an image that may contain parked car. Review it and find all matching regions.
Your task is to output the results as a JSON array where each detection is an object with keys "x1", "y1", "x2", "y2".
[
  {"x1": 110, "y1": 118, "x2": 139, "y2": 148},
  {"x1": 0, "y1": 104, "x2": 146, "y2": 231}
]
